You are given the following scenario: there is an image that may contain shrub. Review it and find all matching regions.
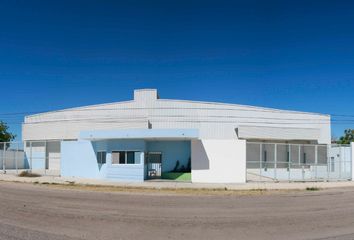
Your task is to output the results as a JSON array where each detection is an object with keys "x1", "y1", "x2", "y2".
[
  {"x1": 306, "y1": 187, "x2": 320, "y2": 191},
  {"x1": 186, "y1": 158, "x2": 191, "y2": 172},
  {"x1": 173, "y1": 160, "x2": 180, "y2": 172}
]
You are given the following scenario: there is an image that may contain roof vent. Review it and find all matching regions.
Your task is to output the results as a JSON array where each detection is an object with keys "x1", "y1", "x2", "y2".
[{"x1": 134, "y1": 89, "x2": 159, "y2": 102}]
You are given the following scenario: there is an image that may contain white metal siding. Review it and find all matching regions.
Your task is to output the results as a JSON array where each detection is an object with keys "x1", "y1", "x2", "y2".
[
  {"x1": 237, "y1": 125, "x2": 321, "y2": 141},
  {"x1": 22, "y1": 89, "x2": 331, "y2": 144}
]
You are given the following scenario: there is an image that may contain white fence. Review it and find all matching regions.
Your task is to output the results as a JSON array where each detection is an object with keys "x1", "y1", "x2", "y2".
[
  {"x1": 0, "y1": 141, "x2": 61, "y2": 176},
  {"x1": 246, "y1": 142, "x2": 352, "y2": 182}
]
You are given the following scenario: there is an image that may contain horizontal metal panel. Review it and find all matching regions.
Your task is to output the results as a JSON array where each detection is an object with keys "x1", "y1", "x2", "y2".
[
  {"x1": 80, "y1": 128, "x2": 199, "y2": 140},
  {"x1": 23, "y1": 121, "x2": 148, "y2": 141},
  {"x1": 23, "y1": 89, "x2": 330, "y2": 143},
  {"x1": 237, "y1": 125, "x2": 320, "y2": 141}
]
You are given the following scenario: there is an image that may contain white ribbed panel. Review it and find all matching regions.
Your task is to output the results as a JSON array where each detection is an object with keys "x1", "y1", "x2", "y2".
[
  {"x1": 23, "y1": 89, "x2": 331, "y2": 143},
  {"x1": 237, "y1": 125, "x2": 320, "y2": 141}
]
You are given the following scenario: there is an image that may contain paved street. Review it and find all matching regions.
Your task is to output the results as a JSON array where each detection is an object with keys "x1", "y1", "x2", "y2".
[{"x1": 0, "y1": 182, "x2": 354, "y2": 240}]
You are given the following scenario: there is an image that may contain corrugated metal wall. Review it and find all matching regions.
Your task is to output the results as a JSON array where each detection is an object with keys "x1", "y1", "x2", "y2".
[{"x1": 23, "y1": 89, "x2": 331, "y2": 143}]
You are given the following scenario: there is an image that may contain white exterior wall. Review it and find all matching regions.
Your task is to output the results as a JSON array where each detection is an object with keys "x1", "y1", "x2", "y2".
[
  {"x1": 23, "y1": 89, "x2": 331, "y2": 144},
  {"x1": 191, "y1": 139, "x2": 246, "y2": 183}
]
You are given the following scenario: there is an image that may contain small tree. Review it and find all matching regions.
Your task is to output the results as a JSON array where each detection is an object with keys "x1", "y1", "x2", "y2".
[
  {"x1": 337, "y1": 129, "x2": 354, "y2": 144},
  {"x1": 0, "y1": 121, "x2": 16, "y2": 148}
]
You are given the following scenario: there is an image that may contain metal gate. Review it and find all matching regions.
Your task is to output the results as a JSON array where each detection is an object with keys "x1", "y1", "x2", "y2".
[
  {"x1": 246, "y1": 142, "x2": 352, "y2": 182},
  {"x1": 147, "y1": 152, "x2": 162, "y2": 179}
]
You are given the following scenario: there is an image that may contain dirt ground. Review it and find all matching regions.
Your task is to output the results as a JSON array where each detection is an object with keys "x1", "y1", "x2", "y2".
[{"x1": 0, "y1": 181, "x2": 354, "y2": 240}]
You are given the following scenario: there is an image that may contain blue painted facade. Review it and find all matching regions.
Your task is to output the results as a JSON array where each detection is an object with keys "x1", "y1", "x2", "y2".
[
  {"x1": 146, "y1": 141, "x2": 191, "y2": 173},
  {"x1": 61, "y1": 138, "x2": 191, "y2": 182},
  {"x1": 61, "y1": 140, "x2": 107, "y2": 178}
]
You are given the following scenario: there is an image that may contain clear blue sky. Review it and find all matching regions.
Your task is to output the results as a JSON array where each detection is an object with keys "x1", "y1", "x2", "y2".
[{"x1": 1, "y1": 0, "x2": 354, "y2": 140}]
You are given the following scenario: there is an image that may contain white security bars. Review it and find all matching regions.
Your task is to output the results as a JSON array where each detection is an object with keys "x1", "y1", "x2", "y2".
[{"x1": 246, "y1": 142, "x2": 352, "y2": 182}]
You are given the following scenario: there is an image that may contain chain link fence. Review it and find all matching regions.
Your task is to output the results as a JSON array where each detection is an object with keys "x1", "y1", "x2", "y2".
[{"x1": 247, "y1": 142, "x2": 352, "y2": 182}]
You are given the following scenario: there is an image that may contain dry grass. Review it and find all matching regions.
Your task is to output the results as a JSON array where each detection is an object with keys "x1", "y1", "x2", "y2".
[
  {"x1": 18, "y1": 171, "x2": 41, "y2": 178},
  {"x1": 41, "y1": 182, "x2": 298, "y2": 196},
  {"x1": 306, "y1": 187, "x2": 321, "y2": 191}
]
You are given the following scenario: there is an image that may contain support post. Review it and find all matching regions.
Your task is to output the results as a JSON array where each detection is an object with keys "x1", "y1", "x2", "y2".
[
  {"x1": 274, "y1": 144, "x2": 277, "y2": 181},
  {"x1": 15, "y1": 142, "x2": 18, "y2": 174},
  {"x1": 44, "y1": 141, "x2": 47, "y2": 176},
  {"x1": 288, "y1": 144, "x2": 291, "y2": 181},
  {"x1": 315, "y1": 145, "x2": 318, "y2": 179},
  {"x1": 339, "y1": 147, "x2": 342, "y2": 180},
  {"x1": 351, "y1": 142, "x2": 354, "y2": 181},
  {"x1": 30, "y1": 141, "x2": 33, "y2": 173},
  {"x1": 259, "y1": 143, "x2": 262, "y2": 181},
  {"x1": 2, "y1": 142, "x2": 5, "y2": 173},
  {"x1": 327, "y1": 145, "x2": 330, "y2": 181}
]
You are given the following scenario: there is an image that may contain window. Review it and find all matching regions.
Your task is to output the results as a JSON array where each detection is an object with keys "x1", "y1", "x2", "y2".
[
  {"x1": 111, "y1": 151, "x2": 123, "y2": 165},
  {"x1": 119, "y1": 151, "x2": 126, "y2": 164},
  {"x1": 303, "y1": 153, "x2": 307, "y2": 164},
  {"x1": 97, "y1": 151, "x2": 106, "y2": 164},
  {"x1": 111, "y1": 151, "x2": 140, "y2": 164},
  {"x1": 127, "y1": 151, "x2": 135, "y2": 164}
]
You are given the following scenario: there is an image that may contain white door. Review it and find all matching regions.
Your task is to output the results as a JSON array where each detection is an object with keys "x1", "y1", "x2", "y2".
[{"x1": 46, "y1": 142, "x2": 61, "y2": 171}]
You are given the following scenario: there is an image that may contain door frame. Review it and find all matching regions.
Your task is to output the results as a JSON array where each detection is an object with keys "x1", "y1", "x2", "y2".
[{"x1": 146, "y1": 152, "x2": 162, "y2": 179}]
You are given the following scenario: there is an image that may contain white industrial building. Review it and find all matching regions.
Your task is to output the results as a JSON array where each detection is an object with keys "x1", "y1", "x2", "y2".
[{"x1": 21, "y1": 88, "x2": 344, "y2": 183}]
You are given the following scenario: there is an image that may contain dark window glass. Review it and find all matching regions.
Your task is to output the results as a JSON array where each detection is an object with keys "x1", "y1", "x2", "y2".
[
  {"x1": 127, "y1": 151, "x2": 135, "y2": 164},
  {"x1": 101, "y1": 152, "x2": 106, "y2": 164},
  {"x1": 97, "y1": 152, "x2": 106, "y2": 164},
  {"x1": 119, "y1": 151, "x2": 126, "y2": 164}
]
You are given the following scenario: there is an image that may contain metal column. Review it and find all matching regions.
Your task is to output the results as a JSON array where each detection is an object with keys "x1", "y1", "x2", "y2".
[
  {"x1": 274, "y1": 144, "x2": 277, "y2": 181},
  {"x1": 2, "y1": 143, "x2": 5, "y2": 173}
]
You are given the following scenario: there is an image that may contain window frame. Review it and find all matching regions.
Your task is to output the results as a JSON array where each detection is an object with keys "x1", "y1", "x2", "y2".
[
  {"x1": 111, "y1": 150, "x2": 142, "y2": 165},
  {"x1": 111, "y1": 151, "x2": 124, "y2": 165},
  {"x1": 96, "y1": 151, "x2": 107, "y2": 165}
]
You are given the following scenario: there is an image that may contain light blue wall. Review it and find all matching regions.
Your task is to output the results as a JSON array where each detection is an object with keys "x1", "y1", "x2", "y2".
[
  {"x1": 147, "y1": 141, "x2": 191, "y2": 173},
  {"x1": 106, "y1": 154, "x2": 144, "y2": 181},
  {"x1": 61, "y1": 139, "x2": 191, "y2": 181},
  {"x1": 93, "y1": 139, "x2": 146, "y2": 153},
  {"x1": 61, "y1": 140, "x2": 145, "y2": 181},
  {"x1": 61, "y1": 140, "x2": 107, "y2": 178},
  {"x1": 23, "y1": 148, "x2": 45, "y2": 170},
  {"x1": 31, "y1": 151, "x2": 46, "y2": 169}
]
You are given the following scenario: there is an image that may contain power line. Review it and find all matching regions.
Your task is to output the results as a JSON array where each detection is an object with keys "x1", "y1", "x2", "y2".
[
  {"x1": 0, "y1": 106, "x2": 347, "y2": 117},
  {"x1": 6, "y1": 117, "x2": 354, "y2": 125},
  {"x1": 0, "y1": 107, "x2": 353, "y2": 126},
  {"x1": 2, "y1": 114, "x2": 342, "y2": 122}
]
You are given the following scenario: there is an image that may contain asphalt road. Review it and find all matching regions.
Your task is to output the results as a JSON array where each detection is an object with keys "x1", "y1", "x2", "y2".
[{"x1": 0, "y1": 182, "x2": 354, "y2": 240}]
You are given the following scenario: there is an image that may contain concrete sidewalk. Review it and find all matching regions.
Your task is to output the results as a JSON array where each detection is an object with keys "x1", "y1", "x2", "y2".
[{"x1": 1, "y1": 173, "x2": 354, "y2": 190}]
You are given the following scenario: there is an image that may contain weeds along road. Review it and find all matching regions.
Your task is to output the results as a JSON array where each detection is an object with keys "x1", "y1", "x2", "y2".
[{"x1": 0, "y1": 182, "x2": 354, "y2": 240}]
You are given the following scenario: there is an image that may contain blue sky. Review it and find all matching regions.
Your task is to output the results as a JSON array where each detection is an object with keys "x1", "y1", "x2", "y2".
[{"x1": 0, "y1": 0, "x2": 354, "y2": 140}]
